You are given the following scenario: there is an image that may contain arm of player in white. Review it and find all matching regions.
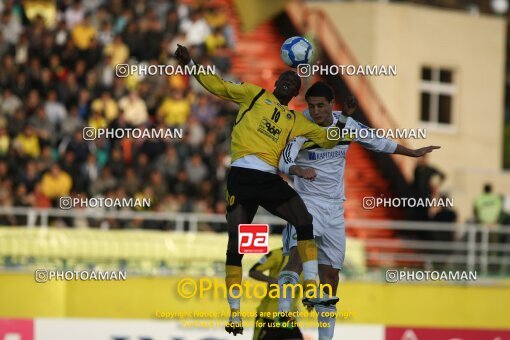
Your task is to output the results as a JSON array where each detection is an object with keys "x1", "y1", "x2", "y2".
[
  {"x1": 278, "y1": 136, "x2": 316, "y2": 180},
  {"x1": 346, "y1": 113, "x2": 440, "y2": 157},
  {"x1": 346, "y1": 114, "x2": 398, "y2": 153}
]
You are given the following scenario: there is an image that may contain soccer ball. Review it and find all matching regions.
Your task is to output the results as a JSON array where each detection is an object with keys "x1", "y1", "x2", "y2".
[{"x1": 280, "y1": 36, "x2": 314, "y2": 68}]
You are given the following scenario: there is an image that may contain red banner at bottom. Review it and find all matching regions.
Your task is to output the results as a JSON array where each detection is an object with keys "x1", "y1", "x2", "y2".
[{"x1": 386, "y1": 327, "x2": 510, "y2": 340}]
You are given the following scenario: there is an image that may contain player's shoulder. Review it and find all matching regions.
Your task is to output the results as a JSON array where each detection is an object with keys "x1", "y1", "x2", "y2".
[
  {"x1": 242, "y1": 81, "x2": 265, "y2": 95},
  {"x1": 332, "y1": 110, "x2": 348, "y2": 124},
  {"x1": 224, "y1": 78, "x2": 264, "y2": 96}
]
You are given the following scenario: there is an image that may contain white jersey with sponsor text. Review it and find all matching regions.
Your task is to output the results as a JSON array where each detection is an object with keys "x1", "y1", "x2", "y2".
[{"x1": 278, "y1": 110, "x2": 397, "y2": 202}]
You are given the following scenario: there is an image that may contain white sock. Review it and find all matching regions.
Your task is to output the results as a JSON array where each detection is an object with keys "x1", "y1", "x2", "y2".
[
  {"x1": 227, "y1": 288, "x2": 241, "y2": 318},
  {"x1": 316, "y1": 303, "x2": 336, "y2": 340},
  {"x1": 302, "y1": 260, "x2": 318, "y2": 281},
  {"x1": 277, "y1": 270, "x2": 299, "y2": 312}
]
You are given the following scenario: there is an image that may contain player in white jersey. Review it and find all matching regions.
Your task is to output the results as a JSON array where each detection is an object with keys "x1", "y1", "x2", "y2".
[{"x1": 276, "y1": 82, "x2": 440, "y2": 340}]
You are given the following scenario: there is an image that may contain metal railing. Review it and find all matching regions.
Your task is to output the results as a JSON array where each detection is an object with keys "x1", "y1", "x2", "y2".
[{"x1": 0, "y1": 206, "x2": 509, "y2": 277}]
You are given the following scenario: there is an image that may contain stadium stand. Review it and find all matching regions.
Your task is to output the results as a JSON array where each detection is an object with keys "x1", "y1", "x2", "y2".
[{"x1": 0, "y1": 0, "x2": 240, "y2": 230}]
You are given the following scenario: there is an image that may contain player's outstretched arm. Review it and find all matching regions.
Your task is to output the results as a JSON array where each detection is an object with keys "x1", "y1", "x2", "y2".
[
  {"x1": 394, "y1": 144, "x2": 441, "y2": 157},
  {"x1": 174, "y1": 44, "x2": 253, "y2": 103},
  {"x1": 345, "y1": 109, "x2": 440, "y2": 157}
]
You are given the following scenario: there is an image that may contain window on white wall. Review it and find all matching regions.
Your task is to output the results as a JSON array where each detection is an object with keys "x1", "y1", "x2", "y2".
[{"x1": 420, "y1": 67, "x2": 455, "y2": 126}]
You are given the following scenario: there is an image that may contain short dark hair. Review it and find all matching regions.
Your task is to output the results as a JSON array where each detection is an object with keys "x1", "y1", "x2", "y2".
[
  {"x1": 484, "y1": 183, "x2": 492, "y2": 193},
  {"x1": 305, "y1": 81, "x2": 334, "y2": 102}
]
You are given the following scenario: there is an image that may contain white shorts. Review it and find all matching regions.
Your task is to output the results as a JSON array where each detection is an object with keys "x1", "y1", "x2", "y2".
[{"x1": 283, "y1": 196, "x2": 346, "y2": 269}]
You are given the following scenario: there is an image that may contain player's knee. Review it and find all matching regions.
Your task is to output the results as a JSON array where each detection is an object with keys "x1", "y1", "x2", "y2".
[
  {"x1": 298, "y1": 211, "x2": 313, "y2": 227},
  {"x1": 293, "y1": 212, "x2": 314, "y2": 240},
  {"x1": 322, "y1": 269, "x2": 339, "y2": 291}
]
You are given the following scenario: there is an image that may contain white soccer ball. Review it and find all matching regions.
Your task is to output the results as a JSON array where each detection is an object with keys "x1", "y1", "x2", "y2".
[{"x1": 280, "y1": 36, "x2": 314, "y2": 68}]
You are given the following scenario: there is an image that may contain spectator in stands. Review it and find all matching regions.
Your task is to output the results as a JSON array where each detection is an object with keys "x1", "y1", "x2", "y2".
[
  {"x1": 118, "y1": 90, "x2": 148, "y2": 127},
  {"x1": 413, "y1": 154, "x2": 445, "y2": 221},
  {"x1": 91, "y1": 90, "x2": 118, "y2": 123},
  {"x1": 104, "y1": 34, "x2": 129, "y2": 66},
  {"x1": 1, "y1": 88, "x2": 22, "y2": 116},
  {"x1": 155, "y1": 145, "x2": 180, "y2": 183},
  {"x1": 108, "y1": 147, "x2": 126, "y2": 178},
  {"x1": 157, "y1": 88, "x2": 191, "y2": 126},
  {"x1": 72, "y1": 13, "x2": 96, "y2": 51},
  {"x1": 0, "y1": 0, "x2": 235, "y2": 226},
  {"x1": 205, "y1": 26, "x2": 230, "y2": 72},
  {"x1": 474, "y1": 183, "x2": 503, "y2": 226},
  {"x1": 185, "y1": 153, "x2": 209, "y2": 187},
  {"x1": 90, "y1": 165, "x2": 117, "y2": 197},
  {"x1": 40, "y1": 163, "x2": 73, "y2": 203},
  {"x1": 149, "y1": 169, "x2": 168, "y2": 204},
  {"x1": 180, "y1": 9, "x2": 210, "y2": 51},
  {"x1": 430, "y1": 193, "x2": 457, "y2": 242},
  {"x1": 88, "y1": 109, "x2": 107, "y2": 130},
  {"x1": 191, "y1": 93, "x2": 218, "y2": 124},
  {"x1": 97, "y1": 20, "x2": 114, "y2": 46},
  {"x1": 165, "y1": 9, "x2": 181, "y2": 37},
  {"x1": 44, "y1": 90, "x2": 67, "y2": 128},
  {"x1": 0, "y1": 123, "x2": 9, "y2": 157},
  {"x1": 123, "y1": 167, "x2": 140, "y2": 196},
  {"x1": 60, "y1": 107, "x2": 83, "y2": 140},
  {"x1": 58, "y1": 129, "x2": 92, "y2": 164},
  {"x1": 65, "y1": 0, "x2": 85, "y2": 29},
  {"x1": 20, "y1": 161, "x2": 39, "y2": 193},
  {"x1": 13, "y1": 124, "x2": 40, "y2": 159}
]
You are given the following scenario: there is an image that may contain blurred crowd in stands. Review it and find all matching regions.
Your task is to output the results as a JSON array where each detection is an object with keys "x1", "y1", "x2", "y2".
[{"x1": 0, "y1": 0, "x2": 239, "y2": 229}]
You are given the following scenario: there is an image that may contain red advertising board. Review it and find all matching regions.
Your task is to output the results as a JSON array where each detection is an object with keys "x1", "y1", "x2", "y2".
[
  {"x1": 386, "y1": 327, "x2": 510, "y2": 340},
  {"x1": 0, "y1": 319, "x2": 34, "y2": 340}
]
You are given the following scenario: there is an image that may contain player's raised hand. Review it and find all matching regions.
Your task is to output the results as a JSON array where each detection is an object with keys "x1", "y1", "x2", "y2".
[
  {"x1": 413, "y1": 145, "x2": 441, "y2": 157},
  {"x1": 343, "y1": 95, "x2": 357, "y2": 116},
  {"x1": 174, "y1": 44, "x2": 190, "y2": 65}
]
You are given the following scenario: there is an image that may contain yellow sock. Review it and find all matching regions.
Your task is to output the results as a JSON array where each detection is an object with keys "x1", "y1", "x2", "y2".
[
  {"x1": 297, "y1": 240, "x2": 319, "y2": 282},
  {"x1": 226, "y1": 265, "x2": 242, "y2": 289},
  {"x1": 226, "y1": 265, "x2": 242, "y2": 311},
  {"x1": 297, "y1": 239, "x2": 318, "y2": 263}
]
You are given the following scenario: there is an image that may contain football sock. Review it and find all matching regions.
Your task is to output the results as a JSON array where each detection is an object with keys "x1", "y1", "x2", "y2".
[
  {"x1": 277, "y1": 270, "x2": 300, "y2": 312},
  {"x1": 316, "y1": 302, "x2": 336, "y2": 340}
]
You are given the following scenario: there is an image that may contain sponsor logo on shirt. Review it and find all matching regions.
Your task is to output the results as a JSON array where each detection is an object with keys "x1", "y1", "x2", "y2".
[
  {"x1": 308, "y1": 149, "x2": 347, "y2": 161},
  {"x1": 257, "y1": 118, "x2": 282, "y2": 142}
]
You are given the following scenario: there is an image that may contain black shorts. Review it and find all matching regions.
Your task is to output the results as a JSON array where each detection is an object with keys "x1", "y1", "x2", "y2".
[
  {"x1": 225, "y1": 166, "x2": 298, "y2": 213},
  {"x1": 253, "y1": 317, "x2": 303, "y2": 340}
]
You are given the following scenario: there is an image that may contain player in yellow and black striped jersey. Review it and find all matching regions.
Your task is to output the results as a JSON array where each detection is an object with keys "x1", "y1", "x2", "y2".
[
  {"x1": 249, "y1": 248, "x2": 303, "y2": 340},
  {"x1": 175, "y1": 45, "x2": 344, "y2": 336}
]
